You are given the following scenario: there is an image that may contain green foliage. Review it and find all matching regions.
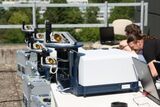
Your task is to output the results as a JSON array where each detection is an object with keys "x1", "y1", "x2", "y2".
[
  {"x1": 90, "y1": 0, "x2": 134, "y2": 3},
  {"x1": 107, "y1": 0, "x2": 135, "y2": 23},
  {"x1": 8, "y1": 11, "x2": 30, "y2": 24},
  {"x1": 0, "y1": 8, "x2": 32, "y2": 43},
  {"x1": 0, "y1": 8, "x2": 32, "y2": 24},
  {"x1": 0, "y1": 8, "x2": 12, "y2": 24},
  {"x1": 0, "y1": 29, "x2": 25, "y2": 43},
  {"x1": 0, "y1": 8, "x2": 7, "y2": 23},
  {"x1": 44, "y1": 8, "x2": 65, "y2": 23},
  {"x1": 88, "y1": 0, "x2": 105, "y2": 3},
  {"x1": 121, "y1": 0, "x2": 135, "y2": 3},
  {"x1": 108, "y1": 6, "x2": 134, "y2": 23},
  {"x1": 107, "y1": 0, "x2": 123, "y2": 3},
  {"x1": 44, "y1": 7, "x2": 83, "y2": 24},
  {"x1": 115, "y1": 34, "x2": 127, "y2": 40},
  {"x1": 74, "y1": 28, "x2": 99, "y2": 42},
  {"x1": 52, "y1": 0, "x2": 66, "y2": 3},
  {"x1": 84, "y1": 7, "x2": 99, "y2": 23},
  {"x1": 64, "y1": 8, "x2": 83, "y2": 24}
]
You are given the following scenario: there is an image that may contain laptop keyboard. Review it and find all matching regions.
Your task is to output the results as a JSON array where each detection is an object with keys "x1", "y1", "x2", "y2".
[
  {"x1": 157, "y1": 89, "x2": 160, "y2": 96},
  {"x1": 101, "y1": 41, "x2": 119, "y2": 46}
]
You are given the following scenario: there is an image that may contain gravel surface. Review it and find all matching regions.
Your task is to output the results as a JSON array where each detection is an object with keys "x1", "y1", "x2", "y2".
[{"x1": 0, "y1": 71, "x2": 22, "y2": 107}]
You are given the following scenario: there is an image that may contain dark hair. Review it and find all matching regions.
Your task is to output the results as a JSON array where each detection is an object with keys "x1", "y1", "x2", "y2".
[
  {"x1": 127, "y1": 34, "x2": 143, "y2": 43},
  {"x1": 125, "y1": 24, "x2": 141, "y2": 36},
  {"x1": 127, "y1": 34, "x2": 158, "y2": 44}
]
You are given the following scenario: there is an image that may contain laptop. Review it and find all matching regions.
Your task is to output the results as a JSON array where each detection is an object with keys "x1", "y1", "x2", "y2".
[
  {"x1": 99, "y1": 27, "x2": 119, "y2": 45},
  {"x1": 154, "y1": 62, "x2": 160, "y2": 76},
  {"x1": 132, "y1": 57, "x2": 160, "y2": 105}
]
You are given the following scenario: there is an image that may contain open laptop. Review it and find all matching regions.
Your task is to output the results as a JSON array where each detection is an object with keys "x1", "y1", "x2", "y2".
[
  {"x1": 154, "y1": 62, "x2": 160, "y2": 76},
  {"x1": 132, "y1": 57, "x2": 160, "y2": 105},
  {"x1": 99, "y1": 27, "x2": 119, "y2": 45}
]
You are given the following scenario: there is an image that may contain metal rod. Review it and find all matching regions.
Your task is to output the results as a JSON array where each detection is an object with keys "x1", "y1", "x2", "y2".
[
  {"x1": 32, "y1": 1, "x2": 36, "y2": 28},
  {"x1": 144, "y1": 2, "x2": 148, "y2": 26},
  {"x1": 0, "y1": 2, "x2": 147, "y2": 7},
  {"x1": 104, "y1": 1, "x2": 108, "y2": 27},
  {"x1": 108, "y1": 2, "x2": 142, "y2": 7},
  {"x1": 0, "y1": 3, "x2": 105, "y2": 7},
  {"x1": 0, "y1": 24, "x2": 107, "y2": 29},
  {"x1": 140, "y1": 0, "x2": 144, "y2": 33}
]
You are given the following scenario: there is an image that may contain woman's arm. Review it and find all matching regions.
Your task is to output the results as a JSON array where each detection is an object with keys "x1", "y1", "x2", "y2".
[
  {"x1": 119, "y1": 40, "x2": 131, "y2": 50},
  {"x1": 119, "y1": 40, "x2": 136, "y2": 53}
]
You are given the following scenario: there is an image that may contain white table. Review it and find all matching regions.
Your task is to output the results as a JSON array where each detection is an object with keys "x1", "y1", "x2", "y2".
[
  {"x1": 50, "y1": 83, "x2": 159, "y2": 107},
  {"x1": 92, "y1": 41, "x2": 119, "y2": 49}
]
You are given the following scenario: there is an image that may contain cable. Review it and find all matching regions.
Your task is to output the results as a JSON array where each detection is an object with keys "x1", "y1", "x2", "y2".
[
  {"x1": 56, "y1": 84, "x2": 71, "y2": 93},
  {"x1": 71, "y1": 49, "x2": 78, "y2": 54},
  {"x1": 132, "y1": 93, "x2": 151, "y2": 107},
  {"x1": 57, "y1": 58, "x2": 69, "y2": 62},
  {"x1": 40, "y1": 57, "x2": 58, "y2": 74},
  {"x1": 55, "y1": 69, "x2": 71, "y2": 93},
  {"x1": 49, "y1": 65, "x2": 58, "y2": 74}
]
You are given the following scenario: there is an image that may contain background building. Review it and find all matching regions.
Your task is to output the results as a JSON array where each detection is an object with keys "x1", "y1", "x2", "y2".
[{"x1": 136, "y1": 0, "x2": 160, "y2": 36}]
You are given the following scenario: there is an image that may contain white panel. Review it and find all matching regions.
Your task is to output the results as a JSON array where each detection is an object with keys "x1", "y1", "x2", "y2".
[{"x1": 78, "y1": 49, "x2": 140, "y2": 86}]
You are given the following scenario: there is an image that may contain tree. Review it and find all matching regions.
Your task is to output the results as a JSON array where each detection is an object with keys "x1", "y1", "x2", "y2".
[
  {"x1": 1, "y1": 29, "x2": 24, "y2": 43},
  {"x1": 84, "y1": 7, "x2": 99, "y2": 23},
  {"x1": 8, "y1": 11, "x2": 30, "y2": 24},
  {"x1": 44, "y1": 7, "x2": 67, "y2": 24},
  {"x1": 108, "y1": 0, "x2": 135, "y2": 23},
  {"x1": 74, "y1": 28, "x2": 99, "y2": 42},
  {"x1": 52, "y1": 0, "x2": 66, "y2": 3},
  {"x1": 108, "y1": 6, "x2": 134, "y2": 23},
  {"x1": 89, "y1": 0, "x2": 104, "y2": 3},
  {"x1": 44, "y1": 7, "x2": 83, "y2": 24},
  {"x1": 7, "y1": 8, "x2": 32, "y2": 24},
  {"x1": 90, "y1": 0, "x2": 134, "y2": 3},
  {"x1": 0, "y1": 8, "x2": 7, "y2": 23},
  {"x1": 0, "y1": 8, "x2": 31, "y2": 43},
  {"x1": 63, "y1": 8, "x2": 83, "y2": 24}
]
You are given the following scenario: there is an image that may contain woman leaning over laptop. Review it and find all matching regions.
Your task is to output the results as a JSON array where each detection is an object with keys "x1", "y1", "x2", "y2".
[
  {"x1": 119, "y1": 23, "x2": 141, "y2": 52},
  {"x1": 127, "y1": 33, "x2": 160, "y2": 80}
]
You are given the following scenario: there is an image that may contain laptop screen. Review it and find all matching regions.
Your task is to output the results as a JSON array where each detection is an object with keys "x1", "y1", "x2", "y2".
[
  {"x1": 99, "y1": 27, "x2": 115, "y2": 44},
  {"x1": 132, "y1": 57, "x2": 160, "y2": 104},
  {"x1": 154, "y1": 62, "x2": 160, "y2": 76}
]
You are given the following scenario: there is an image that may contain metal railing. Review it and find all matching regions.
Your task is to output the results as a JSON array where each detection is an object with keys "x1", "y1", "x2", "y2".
[{"x1": 0, "y1": 1, "x2": 148, "y2": 31}]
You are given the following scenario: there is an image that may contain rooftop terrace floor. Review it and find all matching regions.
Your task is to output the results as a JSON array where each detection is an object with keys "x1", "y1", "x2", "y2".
[{"x1": 0, "y1": 71, "x2": 22, "y2": 107}]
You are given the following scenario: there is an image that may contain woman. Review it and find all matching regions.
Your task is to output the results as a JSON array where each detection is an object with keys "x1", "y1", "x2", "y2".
[
  {"x1": 119, "y1": 23, "x2": 141, "y2": 52},
  {"x1": 127, "y1": 34, "x2": 160, "y2": 79}
]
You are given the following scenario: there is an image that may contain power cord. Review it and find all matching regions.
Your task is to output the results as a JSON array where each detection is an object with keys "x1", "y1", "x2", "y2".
[{"x1": 132, "y1": 91, "x2": 151, "y2": 107}]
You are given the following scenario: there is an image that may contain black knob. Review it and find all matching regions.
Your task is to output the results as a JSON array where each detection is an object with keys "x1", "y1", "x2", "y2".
[{"x1": 111, "y1": 102, "x2": 128, "y2": 107}]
